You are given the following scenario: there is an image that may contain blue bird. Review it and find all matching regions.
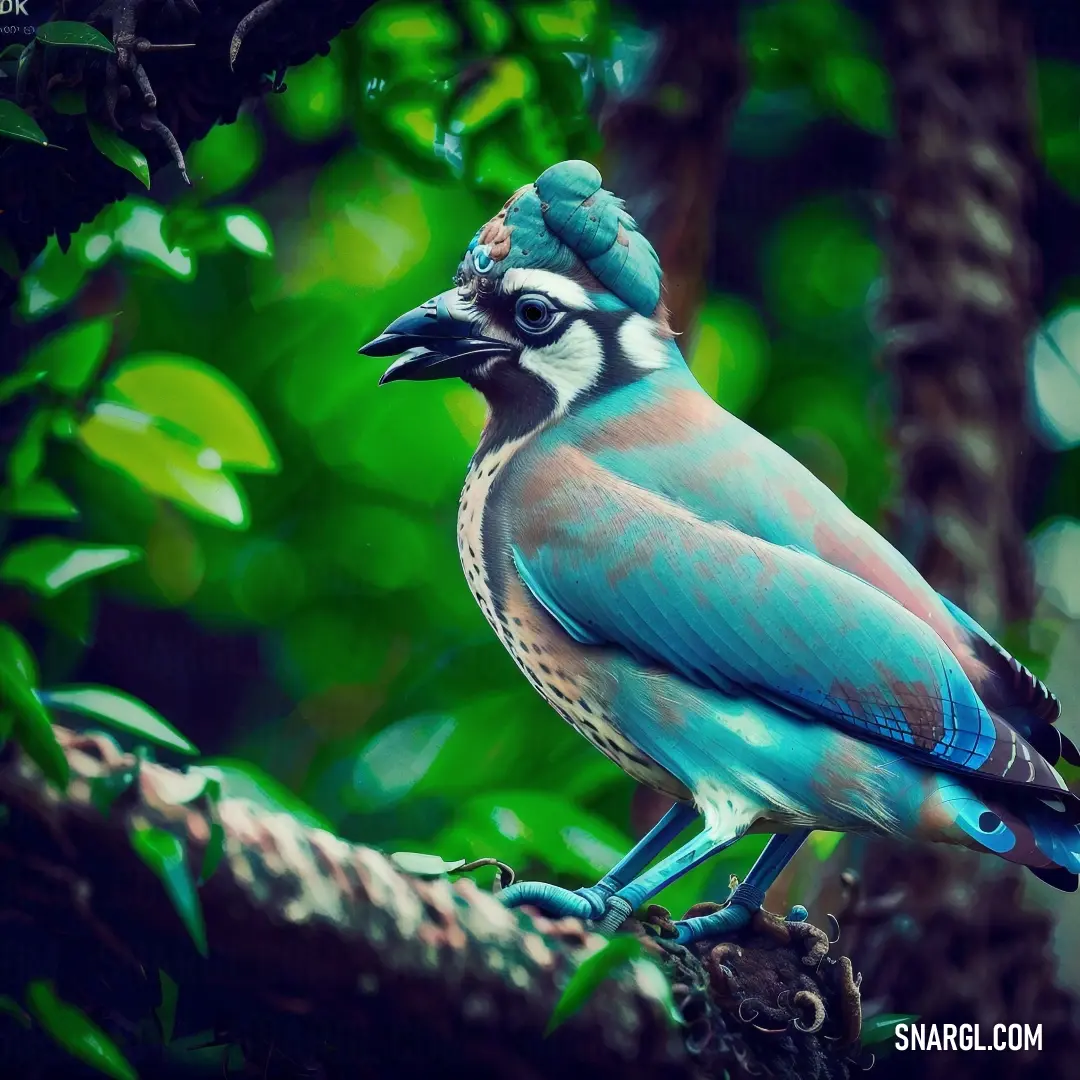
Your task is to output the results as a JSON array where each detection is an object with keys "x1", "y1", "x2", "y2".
[{"x1": 361, "y1": 160, "x2": 1080, "y2": 944}]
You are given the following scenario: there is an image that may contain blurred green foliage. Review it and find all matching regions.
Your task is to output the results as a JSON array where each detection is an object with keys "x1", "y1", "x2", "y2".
[
  {"x1": 546, "y1": 932, "x2": 681, "y2": 1034},
  {"x1": 3, "y1": 7, "x2": 1080, "y2": 1027}
]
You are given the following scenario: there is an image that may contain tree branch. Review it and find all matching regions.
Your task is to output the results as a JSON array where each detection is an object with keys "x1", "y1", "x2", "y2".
[
  {"x1": 0, "y1": 727, "x2": 862, "y2": 1079},
  {"x1": 0, "y1": 0, "x2": 371, "y2": 277}
]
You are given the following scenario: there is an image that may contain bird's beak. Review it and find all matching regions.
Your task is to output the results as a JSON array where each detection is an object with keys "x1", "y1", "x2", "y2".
[{"x1": 359, "y1": 288, "x2": 510, "y2": 384}]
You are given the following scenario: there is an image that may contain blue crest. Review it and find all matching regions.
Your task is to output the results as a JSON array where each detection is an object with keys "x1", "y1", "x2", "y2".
[{"x1": 464, "y1": 160, "x2": 664, "y2": 317}]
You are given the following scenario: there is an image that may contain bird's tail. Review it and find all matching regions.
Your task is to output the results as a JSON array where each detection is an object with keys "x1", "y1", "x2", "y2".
[{"x1": 935, "y1": 774, "x2": 1080, "y2": 891}]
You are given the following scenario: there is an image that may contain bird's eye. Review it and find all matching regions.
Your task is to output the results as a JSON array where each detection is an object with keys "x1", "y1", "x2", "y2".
[{"x1": 514, "y1": 294, "x2": 558, "y2": 334}]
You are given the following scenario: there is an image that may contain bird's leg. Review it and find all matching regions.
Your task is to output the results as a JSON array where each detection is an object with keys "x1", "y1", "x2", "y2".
[
  {"x1": 665, "y1": 829, "x2": 813, "y2": 945},
  {"x1": 591, "y1": 823, "x2": 746, "y2": 931},
  {"x1": 586, "y1": 829, "x2": 812, "y2": 937},
  {"x1": 577, "y1": 801, "x2": 699, "y2": 917},
  {"x1": 498, "y1": 801, "x2": 698, "y2": 922}
]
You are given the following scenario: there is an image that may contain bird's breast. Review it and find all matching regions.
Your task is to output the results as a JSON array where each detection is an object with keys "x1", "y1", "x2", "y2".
[{"x1": 456, "y1": 442, "x2": 689, "y2": 802}]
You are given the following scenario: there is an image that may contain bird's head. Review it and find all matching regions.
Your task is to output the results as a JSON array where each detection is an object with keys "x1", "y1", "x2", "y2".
[{"x1": 360, "y1": 160, "x2": 678, "y2": 443}]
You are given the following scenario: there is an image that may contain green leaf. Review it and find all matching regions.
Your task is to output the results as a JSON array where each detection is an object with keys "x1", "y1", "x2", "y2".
[
  {"x1": 38, "y1": 685, "x2": 199, "y2": 756},
  {"x1": 0, "y1": 99, "x2": 48, "y2": 145},
  {"x1": 0, "y1": 649, "x2": 68, "y2": 790},
  {"x1": 7, "y1": 409, "x2": 50, "y2": 487},
  {"x1": 434, "y1": 789, "x2": 632, "y2": 882},
  {"x1": 111, "y1": 200, "x2": 195, "y2": 280},
  {"x1": 390, "y1": 851, "x2": 468, "y2": 877},
  {"x1": 198, "y1": 820, "x2": 225, "y2": 884},
  {"x1": 349, "y1": 695, "x2": 538, "y2": 812},
  {"x1": 221, "y1": 209, "x2": 274, "y2": 258},
  {"x1": 25, "y1": 317, "x2": 114, "y2": 394},
  {"x1": 163, "y1": 1031, "x2": 229, "y2": 1069},
  {"x1": 0, "y1": 478, "x2": 79, "y2": 519},
  {"x1": 186, "y1": 112, "x2": 263, "y2": 197},
  {"x1": 130, "y1": 825, "x2": 207, "y2": 956},
  {"x1": 77, "y1": 403, "x2": 249, "y2": 527},
  {"x1": 808, "y1": 831, "x2": 843, "y2": 861},
  {"x1": 90, "y1": 766, "x2": 138, "y2": 817},
  {"x1": 106, "y1": 354, "x2": 278, "y2": 472},
  {"x1": 461, "y1": 0, "x2": 511, "y2": 51},
  {"x1": 161, "y1": 208, "x2": 227, "y2": 254},
  {"x1": 15, "y1": 39, "x2": 36, "y2": 101},
  {"x1": 155, "y1": 971, "x2": 178, "y2": 1046},
  {"x1": 364, "y1": 4, "x2": 460, "y2": 50},
  {"x1": 0, "y1": 538, "x2": 141, "y2": 597},
  {"x1": 861, "y1": 1013, "x2": 918, "y2": 1046},
  {"x1": 190, "y1": 760, "x2": 333, "y2": 832},
  {"x1": 265, "y1": 50, "x2": 347, "y2": 143},
  {"x1": 25, "y1": 981, "x2": 136, "y2": 1080},
  {"x1": 37, "y1": 22, "x2": 117, "y2": 53},
  {"x1": 0, "y1": 994, "x2": 31, "y2": 1028},
  {"x1": 36, "y1": 582, "x2": 96, "y2": 645},
  {"x1": 633, "y1": 958, "x2": 684, "y2": 1028},
  {"x1": 819, "y1": 53, "x2": 892, "y2": 135},
  {"x1": 518, "y1": 0, "x2": 601, "y2": 45},
  {"x1": 88, "y1": 122, "x2": 150, "y2": 189},
  {"x1": 547, "y1": 935, "x2": 643, "y2": 1034},
  {"x1": 18, "y1": 234, "x2": 91, "y2": 319},
  {"x1": 450, "y1": 57, "x2": 535, "y2": 134},
  {"x1": 0, "y1": 623, "x2": 38, "y2": 686},
  {"x1": 0, "y1": 369, "x2": 47, "y2": 405}
]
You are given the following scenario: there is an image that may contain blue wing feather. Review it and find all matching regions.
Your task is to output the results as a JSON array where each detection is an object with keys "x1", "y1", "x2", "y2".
[
  {"x1": 555, "y1": 369, "x2": 1074, "y2": 772},
  {"x1": 508, "y1": 441, "x2": 1070, "y2": 799}
]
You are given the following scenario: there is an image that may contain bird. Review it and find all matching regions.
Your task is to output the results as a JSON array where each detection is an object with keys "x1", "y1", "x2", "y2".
[{"x1": 360, "y1": 159, "x2": 1080, "y2": 944}]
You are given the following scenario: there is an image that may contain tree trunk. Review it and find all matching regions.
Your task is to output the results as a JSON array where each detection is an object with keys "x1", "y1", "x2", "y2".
[
  {"x1": 837, "y1": 3, "x2": 1080, "y2": 1077},
  {"x1": 597, "y1": 1, "x2": 744, "y2": 339},
  {"x1": 879, "y1": 0, "x2": 1037, "y2": 628}
]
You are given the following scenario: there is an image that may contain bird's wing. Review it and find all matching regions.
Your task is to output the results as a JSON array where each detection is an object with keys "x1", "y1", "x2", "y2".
[
  {"x1": 509, "y1": 445, "x2": 1069, "y2": 798},
  {"x1": 564, "y1": 372, "x2": 1066, "y2": 761}
]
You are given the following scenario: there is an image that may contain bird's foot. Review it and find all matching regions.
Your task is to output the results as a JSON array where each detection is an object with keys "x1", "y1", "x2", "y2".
[
  {"x1": 498, "y1": 880, "x2": 632, "y2": 932},
  {"x1": 499, "y1": 878, "x2": 810, "y2": 945},
  {"x1": 650, "y1": 884, "x2": 809, "y2": 947}
]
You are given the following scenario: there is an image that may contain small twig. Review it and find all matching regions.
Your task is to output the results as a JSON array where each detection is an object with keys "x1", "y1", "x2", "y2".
[
  {"x1": 134, "y1": 41, "x2": 198, "y2": 52},
  {"x1": 230, "y1": 0, "x2": 289, "y2": 69},
  {"x1": 140, "y1": 112, "x2": 189, "y2": 183}
]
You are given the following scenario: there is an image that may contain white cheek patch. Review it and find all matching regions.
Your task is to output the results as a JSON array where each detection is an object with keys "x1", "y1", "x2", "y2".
[
  {"x1": 501, "y1": 268, "x2": 596, "y2": 311},
  {"x1": 618, "y1": 312, "x2": 671, "y2": 370},
  {"x1": 519, "y1": 320, "x2": 605, "y2": 414}
]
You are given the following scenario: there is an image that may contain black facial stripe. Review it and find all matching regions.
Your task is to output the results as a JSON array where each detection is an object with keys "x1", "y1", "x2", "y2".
[
  {"x1": 466, "y1": 362, "x2": 559, "y2": 456},
  {"x1": 574, "y1": 309, "x2": 653, "y2": 403},
  {"x1": 457, "y1": 291, "x2": 656, "y2": 445}
]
